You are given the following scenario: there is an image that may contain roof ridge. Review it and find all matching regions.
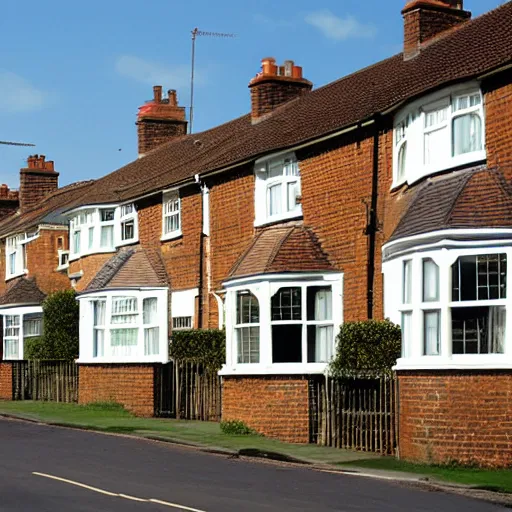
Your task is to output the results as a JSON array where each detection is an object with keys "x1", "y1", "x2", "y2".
[
  {"x1": 138, "y1": 246, "x2": 170, "y2": 286},
  {"x1": 444, "y1": 169, "x2": 484, "y2": 225},
  {"x1": 229, "y1": 231, "x2": 264, "y2": 277}
]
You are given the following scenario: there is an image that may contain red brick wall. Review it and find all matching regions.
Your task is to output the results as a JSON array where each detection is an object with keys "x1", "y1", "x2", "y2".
[
  {"x1": 70, "y1": 252, "x2": 115, "y2": 292},
  {"x1": 78, "y1": 364, "x2": 155, "y2": 416},
  {"x1": 137, "y1": 120, "x2": 187, "y2": 155},
  {"x1": 0, "y1": 363, "x2": 12, "y2": 400},
  {"x1": 19, "y1": 170, "x2": 58, "y2": 211},
  {"x1": 398, "y1": 371, "x2": 512, "y2": 468},
  {"x1": 484, "y1": 73, "x2": 512, "y2": 181},
  {"x1": 222, "y1": 376, "x2": 310, "y2": 443}
]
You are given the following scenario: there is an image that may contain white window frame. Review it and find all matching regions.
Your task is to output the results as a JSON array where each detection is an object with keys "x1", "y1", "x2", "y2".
[
  {"x1": 220, "y1": 273, "x2": 343, "y2": 376},
  {"x1": 162, "y1": 190, "x2": 182, "y2": 241},
  {"x1": 77, "y1": 288, "x2": 168, "y2": 364},
  {"x1": 254, "y1": 153, "x2": 302, "y2": 227},
  {"x1": 392, "y1": 82, "x2": 486, "y2": 188},
  {"x1": 172, "y1": 316, "x2": 192, "y2": 331},
  {"x1": 383, "y1": 241, "x2": 512, "y2": 370},
  {"x1": 57, "y1": 249, "x2": 70, "y2": 270},
  {"x1": 117, "y1": 204, "x2": 138, "y2": 247},
  {"x1": 1, "y1": 306, "x2": 43, "y2": 360},
  {"x1": 5, "y1": 233, "x2": 34, "y2": 280}
]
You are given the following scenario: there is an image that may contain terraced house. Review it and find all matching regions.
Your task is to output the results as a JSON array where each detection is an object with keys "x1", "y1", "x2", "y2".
[{"x1": 1, "y1": 0, "x2": 511, "y2": 467}]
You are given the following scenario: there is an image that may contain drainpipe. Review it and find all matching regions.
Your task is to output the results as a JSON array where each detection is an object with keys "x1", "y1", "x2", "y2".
[
  {"x1": 365, "y1": 116, "x2": 381, "y2": 320},
  {"x1": 195, "y1": 174, "x2": 204, "y2": 328}
]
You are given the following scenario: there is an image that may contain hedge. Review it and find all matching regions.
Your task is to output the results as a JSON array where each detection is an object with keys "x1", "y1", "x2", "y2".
[
  {"x1": 169, "y1": 329, "x2": 225, "y2": 370},
  {"x1": 329, "y1": 320, "x2": 401, "y2": 378}
]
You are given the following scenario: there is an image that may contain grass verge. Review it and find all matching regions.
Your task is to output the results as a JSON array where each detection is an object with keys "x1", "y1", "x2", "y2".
[{"x1": 339, "y1": 458, "x2": 512, "y2": 493}]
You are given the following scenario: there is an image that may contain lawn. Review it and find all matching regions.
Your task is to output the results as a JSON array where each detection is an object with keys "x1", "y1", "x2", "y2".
[{"x1": 339, "y1": 458, "x2": 512, "y2": 494}]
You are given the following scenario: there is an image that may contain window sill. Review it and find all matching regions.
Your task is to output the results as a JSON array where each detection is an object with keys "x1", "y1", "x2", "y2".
[
  {"x1": 116, "y1": 239, "x2": 138, "y2": 249},
  {"x1": 76, "y1": 355, "x2": 170, "y2": 365},
  {"x1": 161, "y1": 231, "x2": 183, "y2": 242},
  {"x1": 56, "y1": 265, "x2": 70, "y2": 272},
  {"x1": 254, "y1": 212, "x2": 303, "y2": 228},
  {"x1": 394, "y1": 355, "x2": 512, "y2": 371},
  {"x1": 5, "y1": 270, "x2": 28, "y2": 282},
  {"x1": 219, "y1": 362, "x2": 329, "y2": 376}
]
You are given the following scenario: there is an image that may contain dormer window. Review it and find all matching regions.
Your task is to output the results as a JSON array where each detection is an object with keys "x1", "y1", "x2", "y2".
[
  {"x1": 254, "y1": 153, "x2": 302, "y2": 226},
  {"x1": 393, "y1": 84, "x2": 485, "y2": 187}
]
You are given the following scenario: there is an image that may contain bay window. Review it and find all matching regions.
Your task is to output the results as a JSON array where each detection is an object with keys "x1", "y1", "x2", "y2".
[
  {"x1": 4, "y1": 315, "x2": 20, "y2": 359},
  {"x1": 393, "y1": 84, "x2": 485, "y2": 187},
  {"x1": 384, "y1": 245, "x2": 511, "y2": 369},
  {"x1": 162, "y1": 191, "x2": 181, "y2": 239},
  {"x1": 78, "y1": 289, "x2": 168, "y2": 363},
  {"x1": 1, "y1": 307, "x2": 43, "y2": 360},
  {"x1": 254, "y1": 153, "x2": 302, "y2": 226},
  {"x1": 222, "y1": 273, "x2": 343, "y2": 375}
]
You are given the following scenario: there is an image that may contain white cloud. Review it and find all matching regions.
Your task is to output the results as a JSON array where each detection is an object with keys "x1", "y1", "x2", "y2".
[
  {"x1": 115, "y1": 56, "x2": 198, "y2": 89},
  {"x1": 253, "y1": 14, "x2": 293, "y2": 29},
  {"x1": 0, "y1": 71, "x2": 47, "y2": 113},
  {"x1": 305, "y1": 10, "x2": 376, "y2": 41}
]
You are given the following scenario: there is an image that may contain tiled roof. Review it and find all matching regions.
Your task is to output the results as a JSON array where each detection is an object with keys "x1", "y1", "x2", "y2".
[
  {"x1": 0, "y1": 180, "x2": 95, "y2": 238},
  {"x1": 74, "y1": 2, "x2": 512, "y2": 206},
  {"x1": 84, "y1": 247, "x2": 169, "y2": 292},
  {"x1": 388, "y1": 167, "x2": 512, "y2": 242},
  {"x1": 228, "y1": 224, "x2": 335, "y2": 280},
  {"x1": 0, "y1": 278, "x2": 46, "y2": 308}
]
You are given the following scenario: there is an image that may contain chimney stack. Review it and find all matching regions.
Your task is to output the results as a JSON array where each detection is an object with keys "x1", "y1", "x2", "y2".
[
  {"x1": 402, "y1": 0, "x2": 471, "y2": 60},
  {"x1": 137, "y1": 86, "x2": 188, "y2": 157},
  {"x1": 19, "y1": 155, "x2": 59, "y2": 211},
  {"x1": 0, "y1": 184, "x2": 19, "y2": 221},
  {"x1": 249, "y1": 57, "x2": 313, "y2": 122}
]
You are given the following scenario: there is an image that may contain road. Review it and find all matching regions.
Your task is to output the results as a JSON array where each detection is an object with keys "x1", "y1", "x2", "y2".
[{"x1": 0, "y1": 418, "x2": 504, "y2": 511}]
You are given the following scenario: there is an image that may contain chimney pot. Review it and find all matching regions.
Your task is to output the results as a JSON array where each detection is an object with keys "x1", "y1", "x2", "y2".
[{"x1": 153, "y1": 85, "x2": 163, "y2": 103}]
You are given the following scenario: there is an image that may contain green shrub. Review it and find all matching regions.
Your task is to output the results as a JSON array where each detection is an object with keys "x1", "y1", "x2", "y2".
[
  {"x1": 28, "y1": 290, "x2": 79, "y2": 361},
  {"x1": 23, "y1": 336, "x2": 46, "y2": 360},
  {"x1": 220, "y1": 420, "x2": 257, "y2": 436},
  {"x1": 170, "y1": 329, "x2": 225, "y2": 370},
  {"x1": 329, "y1": 320, "x2": 401, "y2": 378}
]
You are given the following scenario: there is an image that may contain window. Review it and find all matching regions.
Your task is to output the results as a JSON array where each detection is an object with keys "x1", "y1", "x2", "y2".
[
  {"x1": 400, "y1": 260, "x2": 413, "y2": 358},
  {"x1": 23, "y1": 314, "x2": 42, "y2": 339},
  {"x1": 120, "y1": 204, "x2": 137, "y2": 243},
  {"x1": 4, "y1": 315, "x2": 20, "y2": 359},
  {"x1": 255, "y1": 154, "x2": 302, "y2": 225},
  {"x1": 6, "y1": 234, "x2": 26, "y2": 278},
  {"x1": 393, "y1": 85, "x2": 485, "y2": 186},
  {"x1": 235, "y1": 291, "x2": 260, "y2": 364},
  {"x1": 163, "y1": 191, "x2": 181, "y2": 238},
  {"x1": 57, "y1": 250, "x2": 70, "y2": 270},
  {"x1": 99, "y1": 209, "x2": 115, "y2": 249},
  {"x1": 172, "y1": 316, "x2": 192, "y2": 330},
  {"x1": 80, "y1": 291, "x2": 167, "y2": 362},
  {"x1": 271, "y1": 285, "x2": 334, "y2": 364},
  {"x1": 422, "y1": 258, "x2": 440, "y2": 355},
  {"x1": 451, "y1": 254, "x2": 506, "y2": 354}
]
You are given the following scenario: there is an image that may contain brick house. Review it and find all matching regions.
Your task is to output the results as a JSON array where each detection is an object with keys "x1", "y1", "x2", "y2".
[{"x1": 1, "y1": 0, "x2": 511, "y2": 466}]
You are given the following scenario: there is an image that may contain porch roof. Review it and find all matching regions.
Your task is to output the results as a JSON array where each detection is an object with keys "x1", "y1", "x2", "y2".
[{"x1": 0, "y1": 278, "x2": 46, "y2": 308}]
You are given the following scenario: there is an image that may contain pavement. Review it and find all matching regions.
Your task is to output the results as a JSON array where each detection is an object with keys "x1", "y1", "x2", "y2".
[{"x1": 0, "y1": 417, "x2": 508, "y2": 511}]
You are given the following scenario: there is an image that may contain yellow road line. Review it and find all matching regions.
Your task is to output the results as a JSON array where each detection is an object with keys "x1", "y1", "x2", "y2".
[{"x1": 32, "y1": 472, "x2": 208, "y2": 511}]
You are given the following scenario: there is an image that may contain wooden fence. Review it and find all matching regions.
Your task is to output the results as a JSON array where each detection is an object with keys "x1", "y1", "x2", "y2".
[
  {"x1": 309, "y1": 376, "x2": 397, "y2": 455},
  {"x1": 11, "y1": 360, "x2": 78, "y2": 403},
  {"x1": 154, "y1": 361, "x2": 221, "y2": 421}
]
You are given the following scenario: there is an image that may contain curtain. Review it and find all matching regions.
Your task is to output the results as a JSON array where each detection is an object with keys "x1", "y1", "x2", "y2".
[
  {"x1": 111, "y1": 328, "x2": 138, "y2": 356},
  {"x1": 287, "y1": 181, "x2": 300, "y2": 212},
  {"x1": 100, "y1": 225, "x2": 114, "y2": 248},
  {"x1": 488, "y1": 306, "x2": 506, "y2": 354},
  {"x1": 423, "y1": 259, "x2": 439, "y2": 302},
  {"x1": 144, "y1": 327, "x2": 159, "y2": 356},
  {"x1": 453, "y1": 114, "x2": 482, "y2": 156},
  {"x1": 401, "y1": 312, "x2": 412, "y2": 358},
  {"x1": 397, "y1": 143, "x2": 407, "y2": 181},
  {"x1": 424, "y1": 311, "x2": 440, "y2": 355},
  {"x1": 143, "y1": 298, "x2": 158, "y2": 324},
  {"x1": 111, "y1": 297, "x2": 138, "y2": 324},
  {"x1": 268, "y1": 184, "x2": 282, "y2": 216},
  {"x1": 314, "y1": 288, "x2": 333, "y2": 362}
]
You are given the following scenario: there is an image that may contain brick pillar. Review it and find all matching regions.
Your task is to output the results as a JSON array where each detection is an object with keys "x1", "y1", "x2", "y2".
[
  {"x1": 20, "y1": 155, "x2": 59, "y2": 211},
  {"x1": 0, "y1": 363, "x2": 13, "y2": 400}
]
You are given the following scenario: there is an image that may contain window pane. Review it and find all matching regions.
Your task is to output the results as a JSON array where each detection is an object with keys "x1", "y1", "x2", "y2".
[
  {"x1": 307, "y1": 286, "x2": 332, "y2": 321},
  {"x1": 143, "y1": 298, "x2": 158, "y2": 324},
  {"x1": 267, "y1": 161, "x2": 283, "y2": 179},
  {"x1": 144, "y1": 327, "x2": 159, "y2": 355},
  {"x1": 23, "y1": 314, "x2": 42, "y2": 338},
  {"x1": 93, "y1": 300, "x2": 106, "y2": 326},
  {"x1": 452, "y1": 306, "x2": 505, "y2": 354},
  {"x1": 272, "y1": 324, "x2": 302, "y2": 363},
  {"x1": 237, "y1": 292, "x2": 259, "y2": 324},
  {"x1": 122, "y1": 220, "x2": 135, "y2": 240},
  {"x1": 100, "y1": 225, "x2": 114, "y2": 248},
  {"x1": 237, "y1": 326, "x2": 260, "y2": 363},
  {"x1": 307, "y1": 325, "x2": 333, "y2": 363},
  {"x1": 271, "y1": 287, "x2": 301, "y2": 321},
  {"x1": 403, "y1": 260, "x2": 412, "y2": 304},
  {"x1": 423, "y1": 259, "x2": 439, "y2": 302},
  {"x1": 453, "y1": 114, "x2": 482, "y2": 156},
  {"x1": 287, "y1": 181, "x2": 300, "y2": 212},
  {"x1": 172, "y1": 316, "x2": 192, "y2": 330},
  {"x1": 401, "y1": 311, "x2": 412, "y2": 358},
  {"x1": 424, "y1": 311, "x2": 440, "y2": 355},
  {"x1": 111, "y1": 297, "x2": 138, "y2": 324},
  {"x1": 397, "y1": 142, "x2": 407, "y2": 181},
  {"x1": 165, "y1": 212, "x2": 180, "y2": 234},
  {"x1": 93, "y1": 329, "x2": 104, "y2": 357},
  {"x1": 73, "y1": 231, "x2": 81, "y2": 254},
  {"x1": 268, "y1": 184, "x2": 282, "y2": 216},
  {"x1": 101, "y1": 209, "x2": 115, "y2": 222},
  {"x1": 284, "y1": 159, "x2": 299, "y2": 177},
  {"x1": 424, "y1": 127, "x2": 447, "y2": 166},
  {"x1": 88, "y1": 227, "x2": 95, "y2": 249},
  {"x1": 111, "y1": 328, "x2": 138, "y2": 357}
]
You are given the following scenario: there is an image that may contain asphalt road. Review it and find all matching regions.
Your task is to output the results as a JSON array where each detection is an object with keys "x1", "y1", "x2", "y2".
[{"x1": 0, "y1": 418, "x2": 504, "y2": 512}]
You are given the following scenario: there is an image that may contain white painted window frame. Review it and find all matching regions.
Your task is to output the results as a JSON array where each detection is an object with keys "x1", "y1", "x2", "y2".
[
  {"x1": 77, "y1": 288, "x2": 168, "y2": 364},
  {"x1": 220, "y1": 272, "x2": 343, "y2": 376},
  {"x1": 117, "y1": 203, "x2": 138, "y2": 247},
  {"x1": 254, "y1": 153, "x2": 302, "y2": 227},
  {"x1": 162, "y1": 190, "x2": 182, "y2": 241},
  {"x1": 383, "y1": 241, "x2": 512, "y2": 370},
  {"x1": 1, "y1": 306, "x2": 43, "y2": 360},
  {"x1": 5, "y1": 234, "x2": 27, "y2": 280},
  {"x1": 392, "y1": 82, "x2": 486, "y2": 188}
]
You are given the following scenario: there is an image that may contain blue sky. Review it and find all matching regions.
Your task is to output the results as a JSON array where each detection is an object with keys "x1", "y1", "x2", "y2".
[{"x1": 0, "y1": 0, "x2": 505, "y2": 188}]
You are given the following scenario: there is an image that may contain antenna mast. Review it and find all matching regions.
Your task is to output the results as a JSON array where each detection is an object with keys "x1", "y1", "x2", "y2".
[
  {"x1": 0, "y1": 140, "x2": 35, "y2": 147},
  {"x1": 190, "y1": 28, "x2": 235, "y2": 134}
]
